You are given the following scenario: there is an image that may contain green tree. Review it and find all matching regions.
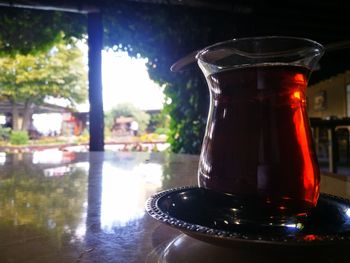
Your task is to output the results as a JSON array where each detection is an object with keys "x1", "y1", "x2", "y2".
[
  {"x1": 0, "y1": 39, "x2": 88, "y2": 131},
  {"x1": 106, "y1": 103, "x2": 150, "y2": 133},
  {"x1": 0, "y1": 7, "x2": 85, "y2": 56},
  {"x1": 149, "y1": 111, "x2": 170, "y2": 134}
]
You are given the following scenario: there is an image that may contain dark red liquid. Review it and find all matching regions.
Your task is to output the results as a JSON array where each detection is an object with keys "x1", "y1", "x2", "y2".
[{"x1": 198, "y1": 65, "x2": 320, "y2": 215}]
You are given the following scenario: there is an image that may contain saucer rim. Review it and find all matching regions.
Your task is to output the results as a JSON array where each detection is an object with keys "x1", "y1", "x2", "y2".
[{"x1": 145, "y1": 186, "x2": 350, "y2": 246}]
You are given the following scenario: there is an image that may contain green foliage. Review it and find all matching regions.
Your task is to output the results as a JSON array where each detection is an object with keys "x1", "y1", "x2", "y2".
[
  {"x1": 10, "y1": 130, "x2": 29, "y2": 145},
  {"x1": 0, "y1": 127, "x2": 11, "y2": 141},
  {"x1": 0, "y1": 39, "x2": 87, "y2": 106},
  {"x1": 0, "y1": 7, "x2": 86, "y2": 56},
  {"x1": 102, "y1": 2, "x2": 240, "y2": 153},
  {"x1": 164, "y1": 71, "x2": 209, "y2": 153},
  {"x1": 0, "y1": 39, "x2": 88, "y2": 130},
  {"x1": 0, "y1": 8, "x2": 87, "y2": 131},
  {"x1": 149, "y1": 111, "x2": 170, "y2": 134},
  {"x1": 154, "y1": 127, "x2": 169, "y2": 135},
  {"x1": 106, "y1": 103, "x2": 150, "y2": 132}
]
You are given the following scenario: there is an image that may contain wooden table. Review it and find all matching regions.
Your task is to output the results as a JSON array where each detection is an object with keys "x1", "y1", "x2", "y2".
[{"x1": 0, "y1": 151, "x2": 349, "y2": 262}]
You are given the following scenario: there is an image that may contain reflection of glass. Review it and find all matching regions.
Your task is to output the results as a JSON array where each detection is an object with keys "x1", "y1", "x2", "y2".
[
  {"x1": 196, "y1": 37, "x2": 324, "y2": 217},
  {"x1": 149, "y1": 233, "x2": 336, "y2": 263},
  {"x1": 147, "y1": 234, "x2": 247, "y2": 263},
  {"x1": 100, "y1": 162, "x2": 162, "y2": 231}
]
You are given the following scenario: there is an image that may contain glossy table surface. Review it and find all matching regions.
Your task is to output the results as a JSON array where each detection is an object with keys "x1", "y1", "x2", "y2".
[{"x1": 0, "y1": 151, "x2": 349, "y2": 263}]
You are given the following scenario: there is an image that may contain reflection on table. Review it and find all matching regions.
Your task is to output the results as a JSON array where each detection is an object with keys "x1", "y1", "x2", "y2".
[{"x1": 0, "y1": 151, "x2": 349, "y2": 262}]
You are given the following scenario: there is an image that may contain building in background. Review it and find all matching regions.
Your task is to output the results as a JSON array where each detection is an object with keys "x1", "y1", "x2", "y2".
[
  {"x1": 61, "y1": 112, "x2": 88, "y2": 136},
  {"x1": 307, "y1": 71, "x2": 350, "y2": 118}
]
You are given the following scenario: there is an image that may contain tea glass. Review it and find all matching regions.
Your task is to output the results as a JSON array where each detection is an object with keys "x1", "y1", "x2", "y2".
[{"x1": 196, "y1": 36, "x2": 324, "y2": 223}]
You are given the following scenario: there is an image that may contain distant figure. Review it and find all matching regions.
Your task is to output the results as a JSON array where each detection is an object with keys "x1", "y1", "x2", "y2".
[
  {"x1": 130, "y1": 120, "x2": 139, "y2": 136},
  {"x1": 4, "y1": 113, "x2": 12, "y2": 129}
]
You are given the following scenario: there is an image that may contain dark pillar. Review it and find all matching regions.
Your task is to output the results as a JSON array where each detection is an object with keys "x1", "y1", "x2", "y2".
[{"x1": 88, "y1": 12, "x2": 104, "y2": 151}]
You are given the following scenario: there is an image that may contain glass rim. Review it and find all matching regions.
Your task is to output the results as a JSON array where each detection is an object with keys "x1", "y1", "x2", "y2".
[{"x1": 196, "y1": 36, "x2": 325, "y2": 65}]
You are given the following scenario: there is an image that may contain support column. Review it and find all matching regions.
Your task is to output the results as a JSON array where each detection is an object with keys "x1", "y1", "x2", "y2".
[{"x1": 88, "y1": 12, "x2": 104, "y2": 151}]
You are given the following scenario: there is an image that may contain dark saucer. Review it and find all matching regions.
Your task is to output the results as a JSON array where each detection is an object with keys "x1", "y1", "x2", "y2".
[{"x1": 146, "y1": 186, "x2": 350, "y2": 247}]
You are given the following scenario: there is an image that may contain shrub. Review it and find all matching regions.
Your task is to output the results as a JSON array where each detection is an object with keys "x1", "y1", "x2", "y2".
[
  {"x1": 10, "y1": 131, "x2": 29, "y2": 145},
  {"x1": 154, "y1": 127, "x2": 169, "y2": 135},
  {"x1": 0, "y1": 127, "x2": 11, "y2": 141}
]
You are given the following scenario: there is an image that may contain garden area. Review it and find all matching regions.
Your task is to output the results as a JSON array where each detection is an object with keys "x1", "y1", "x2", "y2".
[{"x1": 0, "y1": 104, "x2": 170, "y2": 153}]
